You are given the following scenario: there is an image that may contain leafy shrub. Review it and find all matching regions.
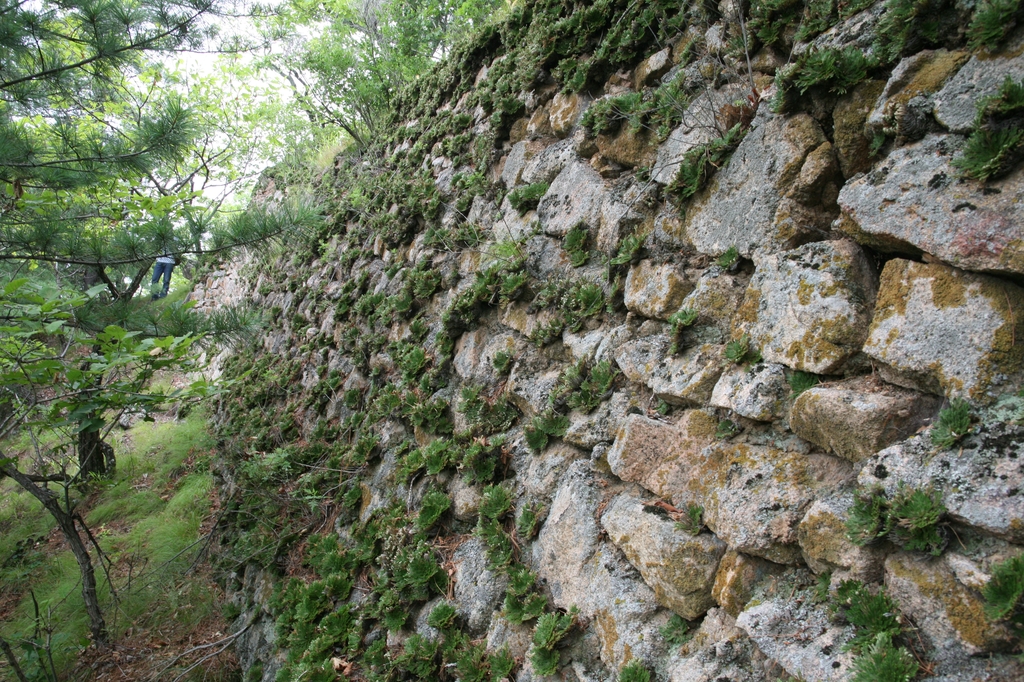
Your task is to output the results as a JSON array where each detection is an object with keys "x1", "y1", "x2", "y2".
[
  {"x1": 675, "y1": 504, "x2": 704, "y2": 536},
  {"x1": 834, "y1": 580, "x2": 903, "y2": 651},
  {"x1": 504, "y1": 564, "x2": 548, "y2": 624},
  {"x1": 849, "y1": 632, "x2": 919, "y2": 682},
  {"x1": 773, "y1": 47, "x2": 876, "y2": 112},
  {"x1": 508, "y1": 183, "x2": 549, "y2": 215},
  {"x1": 417, "y1": 489, "x2": 452, "y2": 530},
  {"x1": 566, "y1": 361, "x2": 618, "y2": 413},
  {"x1": 492, "y1": 350, "x2": 513, "y2": 374},
  {"x1": 563, "y1": 223, "x2": 590, "y2": 267},
  {"x1": 427, "y1": 601, "x2": 458, "y2": 630},
  {"x1": 668, "y1": 307, "x2": 698, "y2": 354},
  {"x1": 930, "y1": 398, "x2": 972, "y2": 449},
  {"x1": 619, "y1": 659, "x2": 651, "y2": 682},
  {"x1": 725, "y1": 333, "x2": 762, "y2": 365},
  {"x1": 668, "y1": 124, "x2": 746, "y2": 200},
  {"x1": 660, "y1": 614, "x2": 693, "y2": 647},
  {"x1": 787, "y1": 371, "x2": 819, "y2": 397},
  {"x1": 715, "y1": 419, "x2": 739, "y2": 439},
  {"x1": 716, "y1": 245, "x2": 740, "y2": 268},
  {"x1": 968, "y1": 0, "x2": 1023, "y2": 51},
  {"x1": 525, "y1": 411, "x2": 570, "y2": 451},
  {"x1": 873, "y1": 0, "x2": 948, "y2": 65},
  {"x1": 530, "y1": 608, "x2": 577, "y2": 676},
  {"x1": 983, "y1": 553, "x2": 1024, "y2": 635},
  {"x1": 846, "y1": 483, "x2": 947, "y2": 555}
]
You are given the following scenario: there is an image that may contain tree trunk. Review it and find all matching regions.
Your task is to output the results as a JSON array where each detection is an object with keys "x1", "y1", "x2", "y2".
[
  {"x1": 77, "y1": 426, "x2": 109, "y2": 479},
  {"x1": 0, "y1": 462, "x2": 108, "y2": 645}
]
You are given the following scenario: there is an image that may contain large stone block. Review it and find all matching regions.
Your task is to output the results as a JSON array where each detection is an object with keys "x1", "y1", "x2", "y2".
[
  {"x1": 736, "y1": 593, "x2": 857, "y2": 681},
  {"x1": 532, "y1": 460, "x2": 666, "y2": 671},
  {"x1": 609, "y1": 412, "x2": 853, "y2": 563},
  {"x1": 797, "y1": 494, "x2": 888, "y2": 583},
  {"x1": 453, "y1": 537, "x2": 508, "y2": 635},
  {"x1": 885, "y1": 552, "x2": 1017, "y2": 663},
  {"x1": 602, "y1": 490, "x2": 727, "y2": 619},
  {"x1": 683, "y1": 111, "x2": 836, "y2": 257},
  {"x1": 865, "y1": 49, "x2": 969, "y2": 143},
  {"x1": 838, "y1": 134, "x2": 1024, "y2": 277},
  {"x1": 606, "y1": 411, "x2": 718, "y2": 502},
  {"x1": 537, "y1": 159, "x2": 608, "y2": 237},
  {"x1": 624, "y1": 260, "x2": 693, "y2": 321},
  {"x1": 615, "y1": 334, "x2": 726, "y2": 406},
  {"x1": 857, "y1": 423, "x2": 1024, "y2": 543},
  {"x1": 863, "y1": 259, "x2": 1024, "y2": 402},
  {"x1": 710, "y1": 363, "x2": 789, "y2": 422},
  {"x1": 733, "y1": 240, "x2": 878, "y2": 374},
  {"x1": 650, "y1": 84, "x2": 747, "y2": 186},
  {"x1": 933, "y1": 33, "x2": 1024, "y2": 134},
  {"x1": 790, "y1": 376, "x2": 942, "y2": 462}
]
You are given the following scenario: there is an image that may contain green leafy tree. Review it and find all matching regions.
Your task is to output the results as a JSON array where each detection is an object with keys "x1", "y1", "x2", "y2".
[
  {"x1": 0, "y1": 0, "x2": 320, "y2": 653},
  {"x1": 259, "y1": 0, "x2": 504, "y2": 146}
]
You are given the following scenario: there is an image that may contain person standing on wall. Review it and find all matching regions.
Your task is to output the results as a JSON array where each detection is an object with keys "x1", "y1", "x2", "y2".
[{"x1": 151, "y1": 252, "x2": 176, "y2": 300}]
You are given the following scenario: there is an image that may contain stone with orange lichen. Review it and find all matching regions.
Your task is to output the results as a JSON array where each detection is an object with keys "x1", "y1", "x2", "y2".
[
  {"x1": 602, "y1": 489, "x2": 726, "y2": 619},
  {"x1": 732, "y1": 240, "x2": 878, "y2": 374},
  {"x1": 789, "y1": 376, "x2": 942, "y2": 462},
  {"x1": 885, "y1": 552, "x2": 1019, "y2": 668},
  {"x1": 864, "y1": 259, "x2": 1024, "y2": 402}
]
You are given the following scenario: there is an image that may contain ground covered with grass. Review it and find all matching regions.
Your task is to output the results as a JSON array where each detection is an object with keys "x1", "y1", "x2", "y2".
[{"x1": 0, "y1": 409, "x2": 240, "y2": 682}]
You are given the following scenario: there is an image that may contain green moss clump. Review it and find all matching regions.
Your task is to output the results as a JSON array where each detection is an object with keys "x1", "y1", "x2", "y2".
[
  {"x1": 508, "y1": 183, "x2": 549, "y2": 215},
  {"x1": 967, "y1": 0, "x2": 1023, "y2": 51},
  {"x1": 953, "y1": 76, "x2": 1024, "y2": 182}
]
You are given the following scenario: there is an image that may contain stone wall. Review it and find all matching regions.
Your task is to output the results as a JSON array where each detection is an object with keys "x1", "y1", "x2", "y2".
[{"x1": 200, "y1": 3, "x2": 1024, "y2": 681}]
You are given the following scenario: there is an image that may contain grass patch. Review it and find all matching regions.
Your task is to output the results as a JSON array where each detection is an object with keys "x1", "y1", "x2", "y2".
[{"x1": 1, "y1": 410, "x2": 226, "y2": 680}]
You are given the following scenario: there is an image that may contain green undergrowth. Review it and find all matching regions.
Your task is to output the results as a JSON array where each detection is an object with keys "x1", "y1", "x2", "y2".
[
  {"x1": 832, "y1": 580, "x2": 919, "y2": 682},
  {"x1": 0, "y1": 410, "x2": 229, "y2": 681},
  {"x1": 846, "y1": 482, "x2": 948, "y2": 555},
  {"x1": 953, "y1": 76, "x2": 1024, "y2": 182}
]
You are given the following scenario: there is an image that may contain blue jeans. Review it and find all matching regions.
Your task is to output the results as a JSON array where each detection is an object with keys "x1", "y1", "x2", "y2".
[{"x1": 151, "y1": 261, "x2": 174, "y2": 299}]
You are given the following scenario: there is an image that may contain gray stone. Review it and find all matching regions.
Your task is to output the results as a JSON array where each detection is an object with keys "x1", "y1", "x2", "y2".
[
  {"x1": 537, "y1": 159, "x2": 608, "y2": 238},
  {"x1": 733, "y1": 240, "x2": 878, "y2": 374},
  {"x1": 451, "y1": 537, "x2": 507, "y2": 637},
  {"x1": 934, "y1": 34, "x2": 1024, "y2": 134},
  {"x1": 790, "y1": 376, "x2": 942, "y2": 462},
  {"x1": 857, "y1": 423, "x2": 1024, "y2": 543},
  {"x1": 635, "y1": 47, "x2": 672, "y2": 86},
  {"x1": 521, "y1": 440, "x2": 588, "y2": 503},
  {"x1": 521, "y1": 138, "x2": 576, "y2": 186},
  {"x1": 616, "y1": 334, "x2": 726, "y2": 406},
  {"x1": 664, "y1": 608, "x2": 768, "y2": 682},
  {"x1": 548, "y1": 91, "x2": 587, "y2": 138},
  {"x1": 606, "y1": 411, "x2": 719, "y2": 504},
  {"x1": 624, "y1": 260, "x2": 693, "y2": 321},
  {"x1": 650, "y1": 84, "x2": 747, "y2": 186},
  {"x1": 885, "y1": 552, "x2": 1017, "y2": 664},
  {"x1": 454, "y1": 329, "x2": 522, "y2": 383},
  {"x1": 797, "y1": 493, "x2": 888, "y2": 583},
  {"x1": 710, "y1": 363, "x2": 789, "y2": 422},
  {"x1": 608, "y1": 411, "x2": 853, "y2": 563},
  {"x1": 682, "y1": 110, "x2": 835, "y2": 257},
  {"x1": 865, "y1": 50, "x2": 969, "y2": 142},
  {"x1": 863, "y1": 259, "x2": 1024, "y2": 402},
  {"x1": 736, "y1": 591, "x2": 857, "y2": 681},
  {"x1": 677, "y1": 266, "x2": 749, "y2": 333},
  {"x1": 596, "y1": 177, "x2": 655, "y2": 254},
  {"x1": 532, "y1": 460, "x2": 667, "y2": 671},
  {"x1": 838, "y1": 134, "x2": 1024, "y2": 277},
  {"x1": 711, "y1": 551, "x2": 786, "y2": 617},
  {"x1": 700, "y1": 443, "x2": 853, "y2": 564},
  {"x1": 601, "y1": 490, "x2": 727, "y2": 619}
]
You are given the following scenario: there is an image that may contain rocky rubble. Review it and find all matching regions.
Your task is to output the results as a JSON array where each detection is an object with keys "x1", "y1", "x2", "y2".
[{"x1": 200, "y1": 4, "x2": 1024, "y2": 681}]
